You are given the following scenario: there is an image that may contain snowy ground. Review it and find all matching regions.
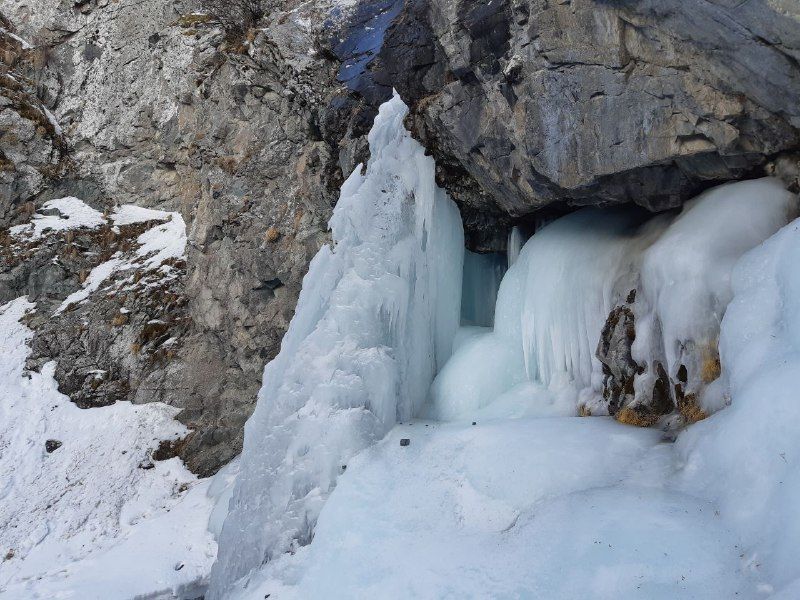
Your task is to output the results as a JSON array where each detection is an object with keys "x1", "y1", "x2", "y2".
[
  {"x1": 0, "y1": 298, "x2": 222, "y2": 599},
  {"x1": 228, "y1": 417, "x2": 759, "y2": 599},
  {"x1": 0, "y1": 199, "x2": 225, "y2": 599}
]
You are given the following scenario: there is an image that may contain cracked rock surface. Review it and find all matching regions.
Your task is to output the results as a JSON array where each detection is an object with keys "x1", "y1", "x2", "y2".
[{"x1": 378, "y1": 0, "x2": 800, "y2": 249}]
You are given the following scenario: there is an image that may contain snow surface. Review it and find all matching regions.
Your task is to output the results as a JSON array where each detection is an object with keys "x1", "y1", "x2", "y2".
[
  {"x1": 0, "y1": 298, "x2": 219, "y2": 599},
  {"x1": 110, "y1": 204, "x2": 172, "y2": 226},
  {"x1": 226, "y1": 419, "x2": 755, "y2": 599},
  {"x1": 10, "y1": 197, "x2": 106, "y2": 239},
  {"x1": 134, "y1": 212, "x2": 187, "y2": 268},
  {"x1": 208, "y1": 91, "x2": 465, "y2": 597}
]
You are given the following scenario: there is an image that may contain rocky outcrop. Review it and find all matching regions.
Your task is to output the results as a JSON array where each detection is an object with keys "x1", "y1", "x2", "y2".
[
  {"x1": 0, "y1": 17, "x2": 68, "y2": 227},
  {"x1": 0, "y1": 0, "x2": 356, "y2": 475},
  {"x1": 378, "y1": 0, "x2": 800, "y2": 249}
]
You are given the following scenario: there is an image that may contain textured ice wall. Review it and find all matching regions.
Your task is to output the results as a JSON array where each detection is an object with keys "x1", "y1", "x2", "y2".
[
  {"x1": 676, "y1": 217, "x2": 800, "y2": 593},
  {"x1": 208, "y1": 93, "x2": 464, "y2": 597},
  {"x1": 431, "y1": 179, "x2": 796, "y2": 421},
  {"x1": 460, "y1": 250, "x2": 507, "y2": 327}
]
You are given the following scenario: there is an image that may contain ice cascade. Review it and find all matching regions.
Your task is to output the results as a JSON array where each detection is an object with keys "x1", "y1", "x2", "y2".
[
  {"x1": 208, "y1": 93, "x2": 464, "y2": 596},
  {"x1": 430, "y1": 179, "x2": 797, "y2": 421}
]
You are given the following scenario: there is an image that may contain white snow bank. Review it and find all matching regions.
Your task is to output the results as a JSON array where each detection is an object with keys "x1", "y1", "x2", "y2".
[
  {"x1": 10, "y1": 197, "x2": 106, "y2": 239},
  {"x1": 110, "y1": 204, "x2": 172, "y2": 226},
  {"x1": 431, "y1": 178, "x2": 797, "y2": 421},
  {"x1": 208, "y1": 91, "x2": 465, "y2": 597},
  {"x1": 675, "y1": 218, "x2": 800, "y2": 595},
  {"x1": 229, "y1": 418, "x2": 753, "y2": 599},
  {"x1": 0, "y1": 298, "x2": 217, "y2": 599},
  {"x1": 135, "y1": 212, "x2": 187, "y2": 268}
]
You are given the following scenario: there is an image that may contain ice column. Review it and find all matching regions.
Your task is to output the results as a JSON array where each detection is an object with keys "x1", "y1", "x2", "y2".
[{"x1": 207, "y1": 92, "x2": 464, "y2": 597}]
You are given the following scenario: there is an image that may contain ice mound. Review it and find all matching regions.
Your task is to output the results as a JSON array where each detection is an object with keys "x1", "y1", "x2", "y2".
[{"x1": 676, "y1": 218, "x2": 800, "y2": 592}]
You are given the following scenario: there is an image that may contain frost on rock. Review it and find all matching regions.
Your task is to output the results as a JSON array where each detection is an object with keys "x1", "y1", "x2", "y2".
[
  {"x1": 208, "y1": 92, "x2": 464, "y2": 596},
  {"x1": 430, "y1": 178, "x2": 796, "y2": 423}
]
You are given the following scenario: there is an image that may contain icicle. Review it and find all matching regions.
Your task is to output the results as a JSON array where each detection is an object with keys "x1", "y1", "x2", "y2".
[
  {"x1": 507, "y1": 225, "x2": 524, "y2": 267},
  {"x1": 429, "y1": 178, "x2": 796, "y2": 422},
  {"x1": 460, "y1": 250, "x2": 506, "y2": 327}
]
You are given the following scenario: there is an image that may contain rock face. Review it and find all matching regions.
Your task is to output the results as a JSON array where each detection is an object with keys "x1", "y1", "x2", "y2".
[
  {"x1": 0, "y1": 0, "x2": 356, "y2": 475},
  {"x1": 379, "y1": 0, "x2": 800, "y2": 248},
  {"x1": 1, "y1": 0, "x2": 799, "y2": 474},
  {"x1": 0, "y1": 17, "x2": 68, "y2": 227}
]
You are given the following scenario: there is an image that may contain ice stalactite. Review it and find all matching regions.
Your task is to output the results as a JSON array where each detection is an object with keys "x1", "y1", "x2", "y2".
[
  {"x1": 506, "y1": 226, "x2": 524, "y2": 267},
  {"x1": 430, "y1": 178, "x2": 797, "y2": 423},
  {"x1": 208, "y1": 92, "x2": 464, "y2": 597}
]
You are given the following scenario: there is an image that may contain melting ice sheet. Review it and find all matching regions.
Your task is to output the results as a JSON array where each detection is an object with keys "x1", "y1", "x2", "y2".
[{"x1": 208, "y1": 92, "x2": 464, "y2": 596}]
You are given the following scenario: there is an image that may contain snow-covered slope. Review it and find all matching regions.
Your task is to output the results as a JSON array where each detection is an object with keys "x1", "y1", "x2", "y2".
[
  {"x1": 229, "y1": 419, "x2": 754, "y2": 599},
  {"x1": 0, "y1": 298, "x2": 219, "y2": 599}
]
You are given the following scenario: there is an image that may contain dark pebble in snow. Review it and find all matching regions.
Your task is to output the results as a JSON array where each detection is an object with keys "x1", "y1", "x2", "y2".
[
  {"x1": 472, "y1": 422, "x2": 477, "y2": 426},
  {"x1": 174, "y1": 562, "x2": 184, "y2": 571},
  {"x1": 400, "y1": 438, "x2": 410, "y2": 447},
  {"x1": 45, "y1": 440, "x2": 62, "y2": 453}
]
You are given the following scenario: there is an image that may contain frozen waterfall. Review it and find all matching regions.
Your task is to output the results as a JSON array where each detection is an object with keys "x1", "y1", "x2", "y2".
[
  {"x1": 209, "y1": 88, "x2": 797, "y2": 598},
  {"x1": 429, "y1": 179, "x2": 796, "y2": 422},
  {"x1": 208, "y1": 92, "x2": 465, "y2": 596}
]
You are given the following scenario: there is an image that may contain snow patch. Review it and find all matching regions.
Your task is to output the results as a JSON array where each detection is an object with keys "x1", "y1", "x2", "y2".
[
  {"x1": 110, "y1": 204, "x2": 172, "y2": 226},
  {"x1": 10, "y1": 197, "x2": 106, "y2": 240}
]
